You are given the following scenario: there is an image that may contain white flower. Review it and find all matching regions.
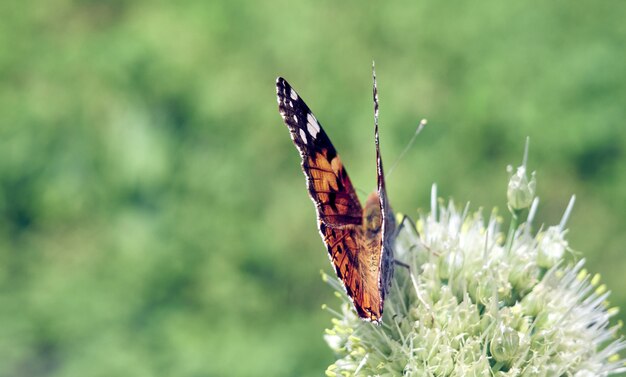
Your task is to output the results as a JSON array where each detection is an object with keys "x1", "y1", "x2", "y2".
[
  {"x1": 536, "y1": 226, "x2": 568, "y2": 269},
  {"x1": 324, "y1": 165, "x2": 625, "y2": 376}
]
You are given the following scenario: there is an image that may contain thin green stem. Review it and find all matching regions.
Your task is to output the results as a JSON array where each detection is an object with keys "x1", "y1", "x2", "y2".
[
  {"x1": 492, "y1": 361, "x2": 506, "y2": 373},
  {"x1": 505, "y1": 207, "x2": 524, "y2": 252}
]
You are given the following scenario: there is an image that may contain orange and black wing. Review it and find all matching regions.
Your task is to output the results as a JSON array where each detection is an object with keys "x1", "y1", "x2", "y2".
[
  {"x1": 276, "y1": 77, "x2": 362, "y2": 226},
  {"x1": 277, "y1": 77, "x2": 374, "y2": 318}
]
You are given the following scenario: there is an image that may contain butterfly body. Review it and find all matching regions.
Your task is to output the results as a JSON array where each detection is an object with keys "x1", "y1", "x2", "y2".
[{"x1": 276, "y1": 77, "x2": 395, "y2": 323}]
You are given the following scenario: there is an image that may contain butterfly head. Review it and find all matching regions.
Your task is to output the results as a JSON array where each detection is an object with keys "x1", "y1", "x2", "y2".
[{"x1": 363, "y1": 192, "x2": 383, "y2": 236}]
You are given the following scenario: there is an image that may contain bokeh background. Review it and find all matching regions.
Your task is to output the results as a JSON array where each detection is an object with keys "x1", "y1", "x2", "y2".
[{"x1": 1, "y1": 1, "x2": 625, "y2": 376}]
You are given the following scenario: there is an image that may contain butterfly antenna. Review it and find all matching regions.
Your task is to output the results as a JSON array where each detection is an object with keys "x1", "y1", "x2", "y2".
[
  {"x1": 387, "y1": 118, "x2": 427, "y2": 178},
  {"x1": 372, "y1": 62, "x2": 426, "y2": 179}
]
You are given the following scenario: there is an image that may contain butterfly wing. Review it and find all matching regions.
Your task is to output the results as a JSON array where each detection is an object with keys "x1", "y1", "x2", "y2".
[
  {"x1": 352, "y1": 70, "x2": 396, "y2": 323},
  {"x1": 276, "y1": 77, "x2": 362, "y2": 225},
  {"x1": 374, "y1": 90, "x2": 396, "y2": 306},
  {"x1": 277, "y1": 77, "x2": 372, "y2": 317}
]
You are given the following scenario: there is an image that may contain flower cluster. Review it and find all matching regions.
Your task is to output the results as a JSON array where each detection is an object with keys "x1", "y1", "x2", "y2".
[{"x1": 323, "y1": 147, "x2": 625, "y2": 376}]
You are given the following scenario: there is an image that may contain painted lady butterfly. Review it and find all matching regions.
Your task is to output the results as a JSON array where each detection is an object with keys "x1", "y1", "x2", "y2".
[{"x1": 276, "y1": 72, "x2": 396, "y2": 323}]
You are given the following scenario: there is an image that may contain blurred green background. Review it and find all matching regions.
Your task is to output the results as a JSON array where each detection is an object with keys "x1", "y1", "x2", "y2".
[{"x1": 1, "y1": 1, "x2": 625, "y2": 376}]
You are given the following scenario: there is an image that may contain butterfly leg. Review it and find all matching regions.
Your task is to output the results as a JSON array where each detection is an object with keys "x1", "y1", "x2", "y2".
[
  {"x1": 390, "y1": 220, "x2": 433, "y2": 315},
  {"x1": 396, "y1": 213, "x2": 438, "y2": 257},
  {"x1": 396, "y1": 213, "x2": 418, "y2": 236},
  {"x1": 394, "y1": 259, "x2": 410, "y2": 269},
  {"x1": 394, "y1": 214, "x2": 422, "y2": 262},
  {"x1": 393, "y1": 215, "x2": 417, "y2": 281},
  {"x1": 391, "y1": 260, "x2": 433, "y2": 319}
]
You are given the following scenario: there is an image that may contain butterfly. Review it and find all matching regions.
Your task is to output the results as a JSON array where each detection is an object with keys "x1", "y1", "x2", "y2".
[{"x1": 276, "y1": 73, "x2": 396, "y2": 323}]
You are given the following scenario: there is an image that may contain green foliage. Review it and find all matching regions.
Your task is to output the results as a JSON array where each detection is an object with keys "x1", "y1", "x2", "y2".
[{"x1": 0, "y1": 0, "x2": 624, "y2": 376}]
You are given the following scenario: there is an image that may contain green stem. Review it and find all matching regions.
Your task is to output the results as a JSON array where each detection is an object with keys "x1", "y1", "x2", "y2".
[
  {"x1": 505, "y1": 207, "x2": 522, "y2": 253},
  {"x1": 492, "y1": 361, "x2": 506, "y2": 372}
]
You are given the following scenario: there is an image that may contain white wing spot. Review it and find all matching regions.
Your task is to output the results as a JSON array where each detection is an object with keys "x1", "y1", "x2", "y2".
[
  {"x1": 307, "y1": 113, "x2": 320, "y2": 137},
  {"x1": 292, "y1": 115, "x2": 298, "y2": 123},
  {"x1": 290, "y1": 89, "x2": 298, "y2": 100},
  {"x1": 299, "y1": 129, "x2": 307, "y2": 144}
]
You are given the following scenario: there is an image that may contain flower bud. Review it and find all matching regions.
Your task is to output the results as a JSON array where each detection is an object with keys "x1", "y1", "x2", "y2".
[
  {"x1": 507, "y1": 165, "x2": 536, "y2": 211},
  {"x1": 490, "y1": 325, "x2": 521, "y2": 364}
]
